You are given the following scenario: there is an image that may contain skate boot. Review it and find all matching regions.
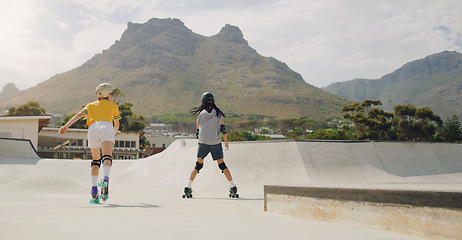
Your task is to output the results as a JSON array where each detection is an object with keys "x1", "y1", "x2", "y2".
[
  {"x1": 90, "y1": 186, "x2": 100, "y2": 204},
  {"x1": 98, "y1": 176, "x2": 109, "y2": 202},
  {"x1": 229, "y1": 186, "x2": 239, "y2": 198},
  {"x1": 182, "y1": 187, "x2": 193, "y2": 198}
]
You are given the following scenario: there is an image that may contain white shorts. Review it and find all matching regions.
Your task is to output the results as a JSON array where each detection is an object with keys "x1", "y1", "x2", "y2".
[{"x1": 87, "y1": 121, "x2": 115, "y2": 148}]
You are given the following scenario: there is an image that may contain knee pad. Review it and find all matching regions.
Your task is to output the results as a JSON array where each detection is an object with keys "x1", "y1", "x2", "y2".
[
  {"x1": 218, "y1": 162, "x2": 227, "y2": 173},
  {"x1": 91, "y1": 159, "x2": 101, "y2": 168},
  {"x1": 101, "y1": 155, "x2": 112, "y2": 165},
  {"x1": 195, "y1": 162, "x2": 203, "y2": 173}
]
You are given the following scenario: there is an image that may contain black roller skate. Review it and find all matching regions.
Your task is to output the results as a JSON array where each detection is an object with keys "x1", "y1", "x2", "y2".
[
  {"x1": 90, "y1": 186, "x2": 100, "y2": 204},
  {"x1": 182, "y1": 187, "x2": 193, "y2": 198},
  {"x1": 229, "y1": 186, "x2": 239, "y2": 198}
]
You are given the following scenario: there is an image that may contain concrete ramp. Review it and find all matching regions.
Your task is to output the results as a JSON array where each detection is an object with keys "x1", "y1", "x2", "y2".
[
  {"x1": 120, "y1": 140, "x2": 462, "y2": 189},
  {"x1": 298, "y1": 141, "x2": 398, "y2": 184},
  {"x1": 118, "y1": 139, "x2": 312, "y2": 196},
  {"x1": 297, "y1": 141, "x2": 462, "y2": 186},
  {"x1": 0, "y1": 138, "x2": 41, "y2": 164},
  {"x1": 374, "y1": 142, "x2": 450, "y2": 177}
]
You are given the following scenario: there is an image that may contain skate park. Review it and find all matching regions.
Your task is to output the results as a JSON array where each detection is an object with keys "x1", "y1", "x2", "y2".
[{"x1": 0, "y1": 137, "x2": 461, "y2": 240}]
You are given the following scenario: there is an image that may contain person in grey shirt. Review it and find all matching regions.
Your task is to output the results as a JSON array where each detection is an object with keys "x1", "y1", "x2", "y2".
[{"x1": 183, "y1": 92, "x2": 238, "y2": 198}]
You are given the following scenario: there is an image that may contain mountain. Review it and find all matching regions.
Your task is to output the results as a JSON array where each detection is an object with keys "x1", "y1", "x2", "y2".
[
  {"x1": 0, "y1": 83, "x2": 22, "y2": 105},
  {"x1": 2, "y1": 18, "x2": 349, "y2": 120},
  {"x1": 322, "y1": 51, "x2": 462, "y2": 119}
]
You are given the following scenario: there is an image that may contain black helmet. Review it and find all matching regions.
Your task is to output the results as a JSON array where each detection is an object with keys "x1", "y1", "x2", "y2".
[{"x1": 201, "y1": 92, "x2": 214, "y2": 105}]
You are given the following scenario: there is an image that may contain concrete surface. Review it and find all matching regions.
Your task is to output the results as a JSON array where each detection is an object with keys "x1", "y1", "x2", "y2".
[
  {"x1": 264, "y1": 185, "x2": 462, "y2": 239},
  {"x1": 1, "y1": 138, "x2": 461, "y2": 239}
]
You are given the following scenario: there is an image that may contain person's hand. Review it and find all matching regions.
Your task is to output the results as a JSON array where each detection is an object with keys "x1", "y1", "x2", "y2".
[
  {"x1": 58, "y1": 126, "x2": 67, "y2": 135},
  {"x1": 224, "y1": 142, "x2": 229, "y2": 151}
]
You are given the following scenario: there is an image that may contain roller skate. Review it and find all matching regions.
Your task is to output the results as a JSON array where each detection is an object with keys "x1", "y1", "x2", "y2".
[
  {"x1": 98, "y1": 176, "x2": 109, "y2": 202},
  {"x1": 182, "y1": 187, "x2": 193, "y2": 198},
  {"x1": 229, "y1": 186, "x2": 239, "y2": 198},
  {"x1": 90, "y1": 186, "x2": 100, "y2": 204}
]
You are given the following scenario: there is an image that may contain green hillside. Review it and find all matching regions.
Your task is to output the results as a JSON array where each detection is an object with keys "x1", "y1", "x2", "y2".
[
  {"x1": 3, "y1": 18, "x2": 349, "y2": 120},
  {"x1": 322, "y1": 51, "x2": 462, "y2": 119}
]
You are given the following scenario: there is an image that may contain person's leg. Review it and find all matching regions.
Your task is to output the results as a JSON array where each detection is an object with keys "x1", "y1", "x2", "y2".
[
  {"x1": 184, "y1": 158, "x2": 203, "y2": 197},
  {"x1": 90, "y1": 148, "x2": 101, "y2": 179},
  {"x1": 188, "y1": 158, "x2": 203, "y2": 184},
  {"x1": 210, "y1": 143, "x2": 235, "y2": 187},
  {"x1": 187, "y1": 143, "x2": 208, "y2": 188},
  {"x1": 101, "y1": 141, "x2": 113, "y2": 177},
  {"x1": 90, "y1": 148, "x2": 101, "y2": 199},
  {"x1": 216, "y1": 159, "x2": 234, "y2": 183},
  {"x1": 216, "y1": 158, "x2": 237, "y2": 196}
]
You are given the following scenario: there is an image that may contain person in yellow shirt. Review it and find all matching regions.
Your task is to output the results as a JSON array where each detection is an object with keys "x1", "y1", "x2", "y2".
[{"x1": 59, "y1": 83, "x2": 120, "y2": 204}]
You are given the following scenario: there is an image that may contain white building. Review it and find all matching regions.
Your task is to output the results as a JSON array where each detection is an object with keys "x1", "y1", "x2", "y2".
[
  {"x1": 39, "y1": 128, "x2": 141, "y2": 160},
  {"x1": 0, "y1": 115, "x2": 52, "y2": 149}
]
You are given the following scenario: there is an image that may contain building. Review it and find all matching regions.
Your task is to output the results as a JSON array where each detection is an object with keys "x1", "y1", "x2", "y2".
[
  {"x1": 142, "y1": 135, "x2": 183, "y2": 157},
  {"x1": 0, "y1": 115, "x2": 141, "y2": 160},
  {"x1": 38, "y1": 128, "x2": 141, "y2": 160},
  {"x1": 0, "y1": 115, "x2": 52, "y2": 149}
]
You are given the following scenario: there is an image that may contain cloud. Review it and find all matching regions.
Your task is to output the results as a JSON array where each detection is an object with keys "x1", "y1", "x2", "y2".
[
  {"x1": 0, "y1": 0, "x2": 461, "y2": 91},
  {"x1": 58, "y1": 21, "x2": 71, "y2": 31}
]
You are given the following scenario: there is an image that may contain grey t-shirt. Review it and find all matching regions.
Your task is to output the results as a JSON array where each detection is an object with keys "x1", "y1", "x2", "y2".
[{"x1": 198, "y1": 109, "x2": 223, "y2": 145}]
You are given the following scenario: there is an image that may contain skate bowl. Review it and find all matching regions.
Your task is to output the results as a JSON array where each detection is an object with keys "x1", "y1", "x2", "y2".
[
  {"x1": 119, "y1": 139, "x2": 462, "y2": 187},
  {"x1": 1, "y1": 138, "x2": 461, "y2": 240},
  {"x1": 118, "y1": 139, "x2": 462, "y2": 239}
]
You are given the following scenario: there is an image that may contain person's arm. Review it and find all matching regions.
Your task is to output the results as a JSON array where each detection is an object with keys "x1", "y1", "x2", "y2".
[
  {"x1": 58, "y1": 111, "x2": 85, "y2": 135},
  {"x1": 195, "y1": 117, "x2": 199, "y2": 138},
  {"x1": 113, "y1": 119, "x2": 120, "y2": 136},
  {"x1": 221, "y1": 118, "x2": 229, "y2": 151}
]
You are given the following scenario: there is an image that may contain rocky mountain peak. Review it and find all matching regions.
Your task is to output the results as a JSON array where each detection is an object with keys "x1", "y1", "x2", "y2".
[
  {"x1": 216, "y1": 24, "x2": 248, "y2": 45},
  {"x1": 120, "y1": 18, "x2": 192, "y2": 45},
  {"x1": 2, "y1": 83, "x2": 20, "y2": 94}
]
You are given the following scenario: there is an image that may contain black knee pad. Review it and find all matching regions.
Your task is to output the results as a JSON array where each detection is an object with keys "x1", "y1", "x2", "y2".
[
  {"x1": 195, "y1": 162, "x2": 203, "y2": 173},
  {"x1": 218, "y1": 162, "x2": 227, "y2": 173},
  {"x1": 91, "y1": 159, "x2": 101, "y2": 168},
  {"x1": 102, "y1": 155, "x2": 112, "y2": 165}
]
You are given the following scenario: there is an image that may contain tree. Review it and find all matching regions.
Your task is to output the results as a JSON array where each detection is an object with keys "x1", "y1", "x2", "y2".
[
  {"x1": 227, "y1": 130, "x2": 251, "y2": 141},
  {"x1": 118, "y1": 102, "x2": 146, "y2": 131},
  {"x1": 341, "y1": 100, "x2": 394, "y2": 140},
  {"x1": 7, "y1": 101, "x2": 46, "y2": 116},
  {"x1": 307, "y1": 129, "x2": 345, "y2": 140},
  {"x1": 139, "y1": 136, "x2": 150, "y2": 149},
  {"x1": 62, "y1": 113, "x2": 87, "y2": 129},
  {"x1": 393, "y1": 104, "x2": 442, "y2": 141},
  {"x1": 227, "y1": 130, "x2": 271, "y2": 142},
  {"x1": 441, "y1": 115, "x2": 462, "y2": 142}
]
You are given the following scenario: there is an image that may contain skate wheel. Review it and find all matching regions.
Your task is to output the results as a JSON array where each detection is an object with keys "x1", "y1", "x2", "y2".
[
  {"x1": 97, "y1": 183, "x2": 101, "y2": 187},
  {"x1": 236, "y1": 194, "x2": 239, "y2": 198},
  {"x1": 182, "y1": 195, "x2": 186, "y2": 198},
  {"x1": 189, "y1": 194, "x2": 193, "y2": 198}
]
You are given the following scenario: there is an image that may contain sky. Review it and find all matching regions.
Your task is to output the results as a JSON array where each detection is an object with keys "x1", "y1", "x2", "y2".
[{"x1": 1, "y1": 0, "x2": 461, "y2": 91}]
